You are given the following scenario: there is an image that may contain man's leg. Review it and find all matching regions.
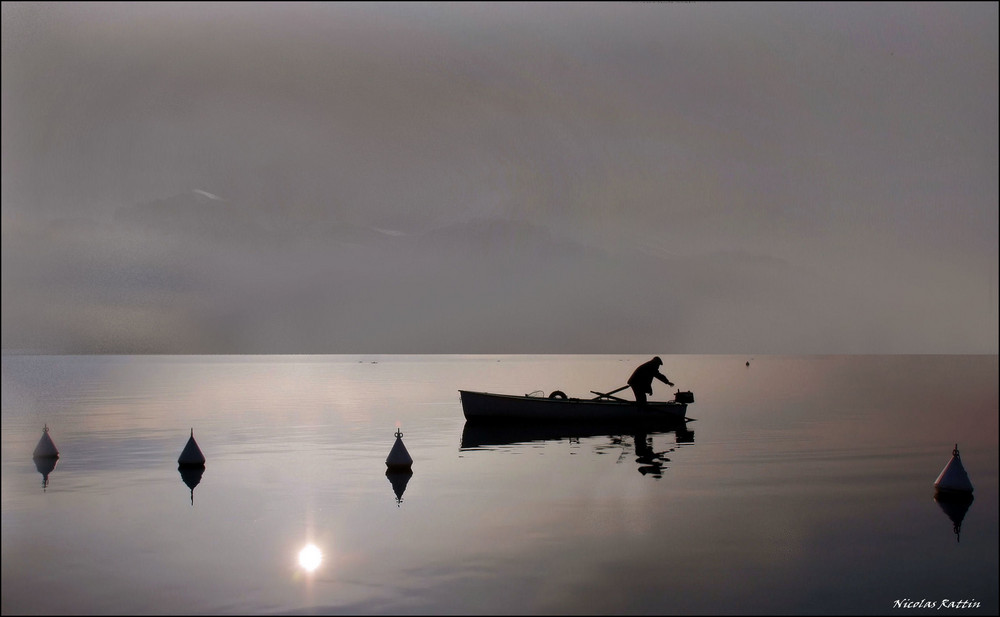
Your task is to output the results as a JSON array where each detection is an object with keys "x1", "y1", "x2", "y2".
[{"x1": 631, "y1": 385, "x2": 647, "y2": 405}]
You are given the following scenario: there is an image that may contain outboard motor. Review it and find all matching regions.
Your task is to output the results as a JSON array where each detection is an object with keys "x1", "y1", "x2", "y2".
[{"x1": 674, "y1": 390, "x2": 695, "y2": 404}]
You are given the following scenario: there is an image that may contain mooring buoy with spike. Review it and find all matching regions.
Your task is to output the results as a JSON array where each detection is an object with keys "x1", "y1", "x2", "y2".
[
  {"x1": 386, "y1": 427, "x2": 413, "y2": 470},
  {"x1": 178, "y1": 428, "x2": 206, "y2": 468},
  {"x1": 32, "y1": 424, "x2": 59, "y2": 459},
  {"x1": 934, "y1": 444, "x2": 974, "y2": 496}
]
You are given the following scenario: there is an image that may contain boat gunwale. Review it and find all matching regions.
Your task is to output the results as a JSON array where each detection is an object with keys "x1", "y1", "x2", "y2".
[
  {"x1": 458, "y1": 389, "x2": 685, "y2": 409},
  {"x1": 459, "y1": 389, "x2": 689, "y2": 421}
]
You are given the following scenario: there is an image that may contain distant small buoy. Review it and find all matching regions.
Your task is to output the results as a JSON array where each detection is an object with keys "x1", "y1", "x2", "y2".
[
  {"x1": 746, "y1": 360, "x2": 750, "y2": 367},
  {"x1": 386, "y1": 428, "x2": 413, "y2": 470},
  {"x1": 934, "y1": 444, "x2": 974, "y2": 496},
  {"x1": 32, "y1": 424, "x2": 59, "y2": 459},
  {"x1": 178, "y1": 428, "x2": 206, "y2": 468}
]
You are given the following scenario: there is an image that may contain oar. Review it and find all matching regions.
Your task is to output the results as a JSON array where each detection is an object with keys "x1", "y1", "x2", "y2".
[
  {"x1": 591, "y1": 385, "x2": 630, "y2": 401},
  {"x1": 591, "y1": 391, "x2": 630, "y2": 402}
]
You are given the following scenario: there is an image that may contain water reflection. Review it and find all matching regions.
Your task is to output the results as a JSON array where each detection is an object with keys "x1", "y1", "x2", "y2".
[
  {"x1": 633, "y1": 431, "x2": 673, "y2": 479},
  {"x1": 386, "y1": 469, "x2": 413, "y2": 507},
  {"x1": 298, "y1": 544, "x2": 323, "y2": 572},
  {"x1": 33, "y1": 456, "x2": 58, "y2": 492},
  {"x1": 934, "y1": 493, "x2": 974, "y2": 543},
  {"x1": 460, "y1": 419, "x2": 694, "y2": 478},
  {"x1": 178, "y1": 466, "x2": 205, "y2": 506}
]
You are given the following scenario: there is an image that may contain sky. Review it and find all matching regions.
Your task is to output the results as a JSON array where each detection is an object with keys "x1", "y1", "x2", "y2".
[{"x1": 2, "y1": 1, "x2": 997, "y2": 354}]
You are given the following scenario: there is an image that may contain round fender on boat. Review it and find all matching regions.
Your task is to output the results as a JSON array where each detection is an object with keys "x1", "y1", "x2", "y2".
[{"x1": 549, "y1": 390, "x2": 567, "y2": 399}]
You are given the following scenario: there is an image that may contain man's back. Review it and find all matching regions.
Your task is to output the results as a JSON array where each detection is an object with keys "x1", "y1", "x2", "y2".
[{"x1": 628, "y1": 357, "x2": 662, "y2": 387}]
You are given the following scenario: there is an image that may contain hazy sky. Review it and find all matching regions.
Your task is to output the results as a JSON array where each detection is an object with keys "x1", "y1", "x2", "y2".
[{"x1": 2, "y1": 2, "x2": 997, "y2": 354}]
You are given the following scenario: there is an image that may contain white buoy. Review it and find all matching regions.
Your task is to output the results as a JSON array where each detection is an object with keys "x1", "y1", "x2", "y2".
[
  {"x1": 385, "y1": 427, "x2": 413, "y2": 470},
  {"x1": 178, "y1": 428, "x2": 206, "y2": 468},
  {"x1": 934, "y1": 444, "x2": 974, "y2": 496},
  {"x1": 32, "y1": 424, "x2": 59, "y2": 459}
]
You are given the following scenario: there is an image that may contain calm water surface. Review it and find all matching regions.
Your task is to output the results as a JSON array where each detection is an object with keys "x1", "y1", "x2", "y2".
[{"x1": 2, "y1": 355, "x2": 997, "y2": 615}]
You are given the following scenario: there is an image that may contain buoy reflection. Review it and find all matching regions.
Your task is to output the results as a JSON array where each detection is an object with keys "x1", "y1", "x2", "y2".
[{"x1": 298, "y1": 544, "x2": 323, "y2": 572}]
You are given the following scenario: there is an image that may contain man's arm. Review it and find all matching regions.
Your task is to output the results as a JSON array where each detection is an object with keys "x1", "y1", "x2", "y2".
[{"x1": 655, "y1": 372, "x2": 674, "y2": 387}]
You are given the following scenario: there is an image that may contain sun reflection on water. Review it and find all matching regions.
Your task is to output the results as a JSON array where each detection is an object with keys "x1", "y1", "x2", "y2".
[{"x1": 298, "y1": 543, "x2": 323, "y2": 572}]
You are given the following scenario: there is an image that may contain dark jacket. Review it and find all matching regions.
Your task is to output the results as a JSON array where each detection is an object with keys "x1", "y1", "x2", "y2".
[{"x1": 627, "y1": 357, "x2": 671, "y2": 395}]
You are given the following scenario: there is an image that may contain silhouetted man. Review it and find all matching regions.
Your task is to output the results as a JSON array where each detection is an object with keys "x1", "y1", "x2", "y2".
[{"x1": 627, "y1": 356, "x2": 674, "y2": 404}]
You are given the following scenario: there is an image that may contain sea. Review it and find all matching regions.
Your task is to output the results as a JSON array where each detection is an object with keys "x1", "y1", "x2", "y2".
[{"x1": 2, "y1": 354, "x2": 997, "y2": 615}]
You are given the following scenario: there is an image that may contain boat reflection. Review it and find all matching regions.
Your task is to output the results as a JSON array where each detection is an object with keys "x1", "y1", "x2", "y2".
[
  {"x1": 460, "y1": 418, "x2": 694, "y2": 479},
  {"x1": 178, "y1": 466, "x2": 205, "y2": 506},
  {"x1": 34, "y1": 456, "x2": 58, "y2": 492}
]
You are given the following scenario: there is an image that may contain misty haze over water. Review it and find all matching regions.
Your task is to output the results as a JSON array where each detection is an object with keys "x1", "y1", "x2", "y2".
[{"x1": 2, "y1": 3, "x2": 997, "y2": 354}]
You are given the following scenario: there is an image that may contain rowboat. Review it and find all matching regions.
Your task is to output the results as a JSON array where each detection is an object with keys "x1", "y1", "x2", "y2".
[{"x1": 459, "y1": 389, "x2": 693, "y2": 422}]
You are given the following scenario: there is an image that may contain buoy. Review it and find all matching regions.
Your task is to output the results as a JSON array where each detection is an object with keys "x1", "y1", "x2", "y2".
[
  {"x1": 32, "y1": 424, "x2": 59, "y2": 459},
  {"x1": 178, "y1": 428, "x2": 206, "y2": 468},
  {"x1": 386, "y1": 427, "x2": 413, "y2": 470},
  {"x1": 934, "y1": 444, "x2": 974, "y2": 496}
]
